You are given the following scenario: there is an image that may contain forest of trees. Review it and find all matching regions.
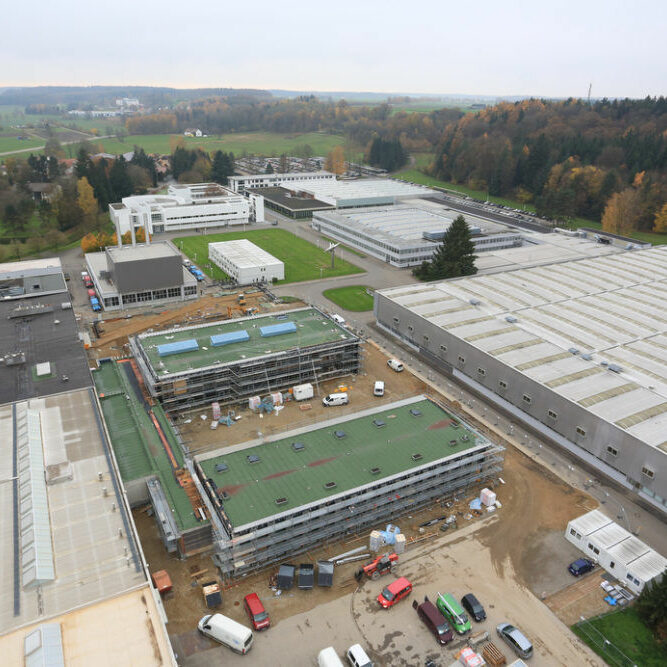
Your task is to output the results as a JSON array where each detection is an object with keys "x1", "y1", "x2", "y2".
[
  {"x1": 366, "y1": 137, "x2": 408, "y2": 171},
  {"x1": 430, "y1": 97, "x2": 667, "y2": 231}
]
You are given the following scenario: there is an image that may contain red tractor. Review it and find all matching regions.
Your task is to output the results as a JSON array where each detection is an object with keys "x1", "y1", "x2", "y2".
[{"x1": 355, "y1": 553, "x2": 399, "y2": 582}]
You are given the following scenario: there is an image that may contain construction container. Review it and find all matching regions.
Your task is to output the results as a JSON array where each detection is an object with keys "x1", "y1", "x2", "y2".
[
  {"x1": 292, "y1": 383, "x2": 314, "y2": 401},
  {"x1": 394, "y1": 533, "x2": 406, "y2": 554},
  {"x1": 248, "y1": 396, "x2": 261, "y2": 411},
  {"x1": 369, "y1": 531, "x2": 383, "y2": 552},
  {"x1": 271, "y1": 392, "x2": 283, "y2": 406},
  {"x1": 151, "y1": 570, "x2": 172, "y2": 595},
  {"x1": 212, "y1": 402, "x2": 221, "y2": 420},
  {"x1": 457, "y1": 647, "x2": 485, "y2": 667},
  {"x1": 480, "y1": 488, "x2": 497, "y2": 507}
]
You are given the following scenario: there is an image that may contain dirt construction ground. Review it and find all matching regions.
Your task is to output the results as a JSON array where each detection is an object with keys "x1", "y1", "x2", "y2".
[{"x1": 136, "y1": 434, "x2": 603, "y2": 666}]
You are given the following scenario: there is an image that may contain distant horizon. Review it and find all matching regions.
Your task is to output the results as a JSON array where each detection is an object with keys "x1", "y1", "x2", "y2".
[{"x1": 0, "y1": 83, "x2": 656, "y2": 103}]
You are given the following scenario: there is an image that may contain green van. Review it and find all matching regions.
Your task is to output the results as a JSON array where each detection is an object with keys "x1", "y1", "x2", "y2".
[{"x1": 436, "y1": 592, "x2": 471, "y2": 634}]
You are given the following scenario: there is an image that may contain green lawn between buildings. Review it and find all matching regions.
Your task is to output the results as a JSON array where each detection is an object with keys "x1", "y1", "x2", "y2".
[
  {"x1": 173, "y1": 229, "x2": 363, "y2": 284},
  {"x1": 572, "y1": 608, "x2": 667, "y2": 667},
  {"x1": 323, "y1": 285, "x2": 374, "y2": 312}
]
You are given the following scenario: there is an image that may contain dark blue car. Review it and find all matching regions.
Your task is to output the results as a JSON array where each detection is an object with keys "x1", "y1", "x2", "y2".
[{"x1": 568, "y1": 558, "x2": 595, "y2": 576}]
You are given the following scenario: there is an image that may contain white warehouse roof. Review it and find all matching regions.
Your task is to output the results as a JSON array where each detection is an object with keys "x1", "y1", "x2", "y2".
[
  {"x1": 292, "y1": 178, "x2": 433, "y2": 207},
  {"x1": 378, "y1": 246, "x2": 667, "y2": 450},
  {"x1": 208, "y1": 239, "x2": 282, "y2": 269}
]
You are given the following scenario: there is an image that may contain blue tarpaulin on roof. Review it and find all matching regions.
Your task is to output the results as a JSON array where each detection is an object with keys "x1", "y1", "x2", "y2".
[
  {"x1": 157, "y1": 339, "x2": 199, "y2": 357},
  {"x1": 260, "y1": 322, "x2": 297, "y2": 338},
  {"x1": 210, "y1": 330, "x2": 250, "y2": 347}
]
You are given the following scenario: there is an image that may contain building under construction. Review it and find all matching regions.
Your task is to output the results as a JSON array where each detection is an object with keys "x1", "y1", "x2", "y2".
[
  {"x1": 130, "y1": 307, "x2": 361, "y2": 411},
  {"x1": 195, "y1": 395, "x2": 504, "y2": 577}
]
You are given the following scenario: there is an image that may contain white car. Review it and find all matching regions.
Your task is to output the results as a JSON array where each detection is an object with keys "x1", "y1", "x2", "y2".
[
  {"x1": 373, "y1": 381, "x2": 385, "y2": 396},
  {"x1": 387, "y1": 359, "x2": 404, "y2": 372}
]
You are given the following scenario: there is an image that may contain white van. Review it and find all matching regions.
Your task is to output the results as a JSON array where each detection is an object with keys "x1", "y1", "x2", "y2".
[
  {"x1": 318, "y1": 647, "x2": 345, "y2": 667},
  {"x1": 331, "y1": 314, "x2": 346, "y2": 325},
  {"x1": 387, "y1": 359, "x2": 404, "y2": 372},
  {"x1": 373, "y1": 381, "x2": 385, "y2": 396},
  {"x1": 322, "y1": 392, "x2": 349, "y2": 407},
  {"x1": 198, "y1": 613, "x2": 253, "y2": 654},
  {"x1": 346, "y1": 644, "x2": 373, "y2": 667}
]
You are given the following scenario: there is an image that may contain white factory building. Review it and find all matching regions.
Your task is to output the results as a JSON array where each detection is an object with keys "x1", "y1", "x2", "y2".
[
  {"x1": 228, "y1": 170, "x2": 335, "y2": 193},
  {"x1": 108, "y1": 183, "x2": 263, "y2": 235},
  {"x1": 566, "y1": 510, "x2": 666, "y2": 594},
  {"x1": 375, "y1": 246, "x2": 667, "y2": 514},
  {"x1": 293, "y1": 178, "x2": 433, "y2": 208},
  {"x1": 208, "y1": 239, "x2": 284, "y2": 284},
  {"x1": 312, "y1": 205, "x2": 522, "y2": 267}
]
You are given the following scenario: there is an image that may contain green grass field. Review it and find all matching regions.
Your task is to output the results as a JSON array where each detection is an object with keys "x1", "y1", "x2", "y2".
[
  {"x1": 323, "y1": 285, "x2": 374, "y2": 311},
  {"x1": 173, "y1": 229, "x2": 363, "y2": 284},
  {"x1": 572, "y1": 609, "x2": 667, "y2": 667},
  {"x1": 97, "y1": 131, "x2": 348, "y2": 157},
  {"x1": 0, "y1": 135, "x2": 45, "y2": 153}
]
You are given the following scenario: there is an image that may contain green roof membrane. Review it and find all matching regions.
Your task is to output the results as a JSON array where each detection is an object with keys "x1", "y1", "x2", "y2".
[
  {"x1": 138, "y1": 307, "x2": 352, "y2": 376},
  {"x1": 199, "y1": 398, "x2": 484, "y2": 528},
  {"x1": 93, "y1": 361, "x2": 204, "y2": 531}
]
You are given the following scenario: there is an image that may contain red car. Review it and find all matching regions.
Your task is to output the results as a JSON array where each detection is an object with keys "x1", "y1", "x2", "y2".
[
  {"x1": 87, "y1": 289, "x2": 96, "y2": 297},
  {"x1": 244, "y1": 593, "x2": 270, "y2": 630},
  {"x1": 377, "y1": 577, "x2": 412, "y2": 609}
]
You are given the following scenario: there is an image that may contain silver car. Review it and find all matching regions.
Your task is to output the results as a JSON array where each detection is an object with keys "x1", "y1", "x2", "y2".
[{"x1": 496, "y1": 623, "x2": 533, "y2": 659}]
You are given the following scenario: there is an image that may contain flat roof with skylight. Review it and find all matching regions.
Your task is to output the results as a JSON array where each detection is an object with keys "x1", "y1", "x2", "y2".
[
  {"x1": 198, "y1": 396, "x2": 486, "y2": 528},
  {"x1": 135, "y1": 307, "x2": 353, "y2": 376}
]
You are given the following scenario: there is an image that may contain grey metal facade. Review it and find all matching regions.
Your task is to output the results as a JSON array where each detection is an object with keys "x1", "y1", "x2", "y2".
[
  {"x1": 108, "y1": 251, "x2": 183, "y2": 293},
  {"x1": 374, "y1": 292, "x2": 667, "y2": 513}
]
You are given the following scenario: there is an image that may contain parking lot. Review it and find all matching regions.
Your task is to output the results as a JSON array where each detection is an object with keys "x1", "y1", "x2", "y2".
[{"x1": 176, "y1": 519, "x2": 602, "y2": 667}]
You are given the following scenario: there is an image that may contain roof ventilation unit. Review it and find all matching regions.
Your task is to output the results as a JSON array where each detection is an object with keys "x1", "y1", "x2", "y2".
[
  {"x1": 409, "y1": 408, "x2": 422, "y2": 417},
  {"x1": 505, "y1": 315, "x2": 518, "y2": 323},
  {"x1": 291, "y1": 442, "x2": 305, "y2": 452},
  {"x1": 411, "y1": 453, "x2": 423, "y2": 461},
  {"x1": 608, "y1": 364, "x2": 623, "y2": 373},
  {"x1": 333, "y1": 430, "x2": 346, "y2": 439},
  {"x1": 247, "y1": 455, "x2": 260, "y2": 464},
  {"x1": 370, "y1": 467, "x2": 381, "y2": 475},
  {"x1": 568, "y1": 347, "x2": 579, "y2": 355},
  {"x1": 469, "y1": 298, "x2": 481, "y2": 306},
  {"x1": 214, "y1": 463, "x2": 228, "y2": 473},
  {"x1": 581, "y1": 353, "x2": 593, "y2": 361},
  {"x1": 324, "y1": 481, "x2": 337, "y2": 489},
  {"x1": 275, "y1": 497, "x2": 288, "y2": 505},
  {"x1": 373, "y1": 419, "x2": 386, "y2": 428}
]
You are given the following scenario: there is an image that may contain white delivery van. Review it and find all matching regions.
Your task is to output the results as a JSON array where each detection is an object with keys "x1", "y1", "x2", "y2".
[
  {"x1": 198, "y1": 614, "x2": 253, "y2": 654},
  {"x1": 346, "y1": 644, "x2": 373, "y2": 667},
  {"x1": 331, "y1": 314, "x2": 346, "y2": 325},
  {"x1": 292, "y1": 383, "x2": 314, "y2": 401},
  {"x1": 318, "y1": 647, "x2": 345, "y2": 667},
  {"x1": 373, "y1": 381, "x2": 385, "y2": 396},
  {"x1": 322, "y1": 392, "x2": 349, "y2": 407},
  {"x1": 387, "y1": 359, "x2": 404, "y2": 372}
]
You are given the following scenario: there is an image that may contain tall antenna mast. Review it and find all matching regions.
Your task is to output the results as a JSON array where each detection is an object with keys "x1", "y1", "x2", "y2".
[{"x1": 587, "y1": 83, "x2": 592, "y2": 106}]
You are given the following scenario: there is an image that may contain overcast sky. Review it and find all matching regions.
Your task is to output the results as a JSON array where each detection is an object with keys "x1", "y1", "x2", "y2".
[{"x1": 2, "y1": 0, "x2": 666, "y2": 98}]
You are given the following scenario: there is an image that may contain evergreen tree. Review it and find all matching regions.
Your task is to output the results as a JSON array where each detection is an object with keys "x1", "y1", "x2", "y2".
[
  {"x1": 109, "y1": 157, "x2": 134, "y2": 200},
  {"x1": 265, "y1": 163, "x2": 274, "y2": 174},
  {"x1": 413, "y1": 215, "x2": 477, "y2": 280},
  {"x1": 635, "y1": 570, "x2": 667, "y2": 636},
  {"x1": 211, "y1": 150, "x2": 234, "y2": 185}
]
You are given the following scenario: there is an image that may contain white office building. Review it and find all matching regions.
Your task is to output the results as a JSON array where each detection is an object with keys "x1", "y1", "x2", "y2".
[
  {"x1": 312, "y1": 205, "x2": 522, "y2": 267},
  {"x1": 208, "y1": 239, "x2": 284, "y2": 284},
  {"x1": 109, "y1": 183, "x2": 262, "y2": 235},
  {"x1": 566, "y1": 510, "x2": 666, "y2": 594},
  {"x1": 228, "y1": 171, "x2": 335, "y2": 193}
]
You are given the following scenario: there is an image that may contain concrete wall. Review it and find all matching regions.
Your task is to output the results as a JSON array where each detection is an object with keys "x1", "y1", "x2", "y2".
[{"x1": 375, "y1": 292, "x2": 667, "y2": 511}]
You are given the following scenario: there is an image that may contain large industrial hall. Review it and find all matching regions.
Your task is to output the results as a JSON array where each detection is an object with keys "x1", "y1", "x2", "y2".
[{"x1": 375, "y1": 245, "x2": 667, "y2": 514}]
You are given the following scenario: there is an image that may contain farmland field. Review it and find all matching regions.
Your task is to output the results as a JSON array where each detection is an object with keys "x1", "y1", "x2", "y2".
[
  {"x1": 97, "y1": 131, "x2": 348, "y2": 157},
  {"x1": 322, "y1": 285, "x2": 374, "y2": 311},
  {"x1": 0, "y1": 135, "x2": 45, "y2": 153},
  {"x1": 173, "y1": 229, "x2": 363, "y2": 284}
]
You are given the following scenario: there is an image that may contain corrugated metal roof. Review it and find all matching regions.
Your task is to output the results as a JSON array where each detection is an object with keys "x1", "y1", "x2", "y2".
[{"x1": 568, "y1": 509, "x2": 611, "y2": 536}]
